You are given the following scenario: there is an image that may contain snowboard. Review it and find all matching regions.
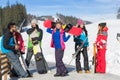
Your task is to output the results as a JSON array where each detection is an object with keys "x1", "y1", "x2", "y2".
[
  {"x1": 30, "y1": 29, "x2": 48, "y2": 74},
  {"x1": 43, "y1": 20, "x2": 82, "y2": 36},
  {"x1": 91, "y1": 44, "x2": 97, "y2": 73}
]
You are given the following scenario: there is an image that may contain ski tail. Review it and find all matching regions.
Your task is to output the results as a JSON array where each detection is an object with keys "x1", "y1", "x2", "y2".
[{"x1": 92, "y1": 44, "x2": 97, "y2": 73}]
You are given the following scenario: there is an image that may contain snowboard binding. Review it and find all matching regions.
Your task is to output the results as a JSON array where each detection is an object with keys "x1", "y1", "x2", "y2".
[{"x1": 32, "y1": 40, "x2": 39, "y2": 45}]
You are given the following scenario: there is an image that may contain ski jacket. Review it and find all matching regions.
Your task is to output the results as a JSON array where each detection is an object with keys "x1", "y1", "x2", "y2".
[
  {"x1": 1, "y1": 30, "x2": 15, "y2": 54},
  {"x1": 74, "y1": 31, "x2": 89, "y2": 47},
  {"x1": 96, "y1": 27, "x2": 108, "y2": 49},
  {"x1": 47, "y1": 28, "x2": 70, "y2": 50},
  {"x1": 14, "y1": 32, "x2": 25, "y2": 53},
  {"x1": 27, "y1": 26, "x2": 43, "y2": 48}
]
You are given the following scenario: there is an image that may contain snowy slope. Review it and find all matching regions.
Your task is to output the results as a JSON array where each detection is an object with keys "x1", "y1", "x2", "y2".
[
  {"x1": 21, "y1": 19, "x2": 120, "y2": 76},
  {"x1": 86, "y1": 19, "x2": 120, "y2": 76},
  {"x1": 0, "y1": 19, "x2": 119, "y2": 77}
]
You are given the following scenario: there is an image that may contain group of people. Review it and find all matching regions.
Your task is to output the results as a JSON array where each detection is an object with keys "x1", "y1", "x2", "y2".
[{"x1": 0, "y1": 18, "x2": 108, "y2": 78}]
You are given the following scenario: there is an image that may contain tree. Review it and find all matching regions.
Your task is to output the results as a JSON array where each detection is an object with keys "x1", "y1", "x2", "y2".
[{"x1": 0, "y1": 3, "x2": 27, "y2": 35}]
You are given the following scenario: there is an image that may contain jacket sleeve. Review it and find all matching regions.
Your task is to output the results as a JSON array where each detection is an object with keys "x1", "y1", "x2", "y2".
[
  {"x1": 96, "y1": 35, "x2": 107, "y2": 49},
  {"x1": 3, "y1": 34, "x2": 15, "y2": 51},
  {"x1": 27, "y1": 28, "x2": 35, "y2": 35},
  {"x1": 63, "y1": 32, "x2": 71, "y2": 42},
  {"x1": 46, "y1": 28, "x2": 53, "y2": 34}
]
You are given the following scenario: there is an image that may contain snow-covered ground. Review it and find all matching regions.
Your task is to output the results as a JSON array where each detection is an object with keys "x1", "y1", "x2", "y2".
[
  {"x1": 21, "y1": 19, "x2": 120, "y2": 76},
  {"x1": 1, "y1": 19, "x2": 120, "y2": 80}
]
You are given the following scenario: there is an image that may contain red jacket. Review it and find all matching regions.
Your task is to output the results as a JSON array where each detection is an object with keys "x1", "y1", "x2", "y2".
[
  {"x1": 96, "y1": 27, "x2": 108, "y2": 49},
  {"x1": 14, "y1": 32, "x2": 25, "y2": 54}
]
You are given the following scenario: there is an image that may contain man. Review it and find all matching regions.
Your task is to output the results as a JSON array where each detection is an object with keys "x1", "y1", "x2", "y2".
[{"x1": 1, "y1": 22, "x2": 29, "y2": 78}]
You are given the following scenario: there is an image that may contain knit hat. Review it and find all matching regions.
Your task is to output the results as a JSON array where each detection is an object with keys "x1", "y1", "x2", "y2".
[
  {"x1": 31, "y1": 19, "x2": 37, "y2": 24},
  {"x1": 99, "y1": 22, "x2": 106, "y2": 27},
  {"x1": 77, "y1": 19, "x2": 84, "y2": 25}
]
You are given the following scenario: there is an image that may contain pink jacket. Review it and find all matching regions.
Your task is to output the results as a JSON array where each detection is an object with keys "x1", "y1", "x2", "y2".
[{"x1": 50, "y1": 29, "x2": 65, "y2": 50}]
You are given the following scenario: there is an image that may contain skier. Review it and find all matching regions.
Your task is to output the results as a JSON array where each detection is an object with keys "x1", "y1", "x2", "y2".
[
  {"x1": 73, "y1": 19, "x2": 90, "y2": 73},
  {"x1": 95, "y1": 22, "x2": 108, "y2": 73},
  {"x1": 47, "y1": 22, "x2": 70, "y2": 77},
  {"x1": 1, "y1": 22, "x2": 29, "y2": 78}
]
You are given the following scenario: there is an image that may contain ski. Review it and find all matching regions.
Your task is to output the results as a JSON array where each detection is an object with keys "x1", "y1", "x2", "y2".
[
  {"x1": 91, "y1": 44, "x2": 97, "y2": 73},
  {"x1": 68, "y1": 38, "x2": 87, "y2": 65}
]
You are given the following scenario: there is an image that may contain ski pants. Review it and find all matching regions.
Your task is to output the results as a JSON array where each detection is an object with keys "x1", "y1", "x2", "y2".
[
  {"x1": 25, "y1": 48, "x2": 33, "y2": 67},
  {"x1": 96, "y1": 49, "x2": 106, "y2": 73},
  {"x1": 75, "y1": 44, "x2": 89, "y2": 72},
  {"x1": 6, "y1": 52, "x2": 28, "y2": 77},
  {"x1": 55, "y1": 49, "x2": 68, "y2": 74}
]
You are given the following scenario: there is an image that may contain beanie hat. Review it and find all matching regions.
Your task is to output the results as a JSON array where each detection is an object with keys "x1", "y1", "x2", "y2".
[
  {"x1": 77, "y1": 19, "x2": 84, "y2": 25},
  {"x1": 31, "y1": 19, "x2": 37, "y2": 24},
  {"x1": 99, "y1": 22, "x2": 106, "y2": 28}
]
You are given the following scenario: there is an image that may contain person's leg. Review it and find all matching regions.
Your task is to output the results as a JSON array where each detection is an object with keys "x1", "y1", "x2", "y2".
[
  {"x1": 25, "y1": 48, "x2": 33, "y2": 67},
  {"x1": 100, "y1": 49, "x2": 106, "y2": 73},
  {"x1": 82, "y1": 47, "x2": 89, "y2": 71},
  {"x1": 96, "y1": 49, "x2": 101, "y2": 73},
  {"x1": 55, "y1": 49, "x2": 68, "y2": 76},
  {"x1": 6, "y1": 52, "x2": 28, "y2": 77},
  {"x1": 75, "y1": 44, "x2": 82, "y2": 72}
]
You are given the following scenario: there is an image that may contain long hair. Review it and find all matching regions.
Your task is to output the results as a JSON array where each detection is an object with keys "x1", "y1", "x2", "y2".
[
  {"x1": 97, "y1": 23, "x2": 106, "y2": 35},
  {"x1": 78, "y1": 25, "x2": 88, "y2": 37}
]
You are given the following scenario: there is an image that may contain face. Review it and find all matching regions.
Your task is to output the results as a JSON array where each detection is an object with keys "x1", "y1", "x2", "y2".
[
  {"x1": 80, "y1": 24, "x2": 84, "y2": 28},
  {"x1": 98, "y1": 25, "x2": 102, "y2": 30},
  {"x1": 31, "y1": 23, "x2": 36, "y2": 28},
  {"x1": 11, "y1": 25, "x2": 17, "y2": 32},
  {"x1": 56, "y1": 23, "x2": 62, "y2": 29}
]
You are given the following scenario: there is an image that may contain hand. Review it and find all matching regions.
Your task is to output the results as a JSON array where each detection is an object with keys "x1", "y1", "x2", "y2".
[
  {"x1": 30, "y1": 38, "x2": 32, "y2": 41},
  {"x1": 93, "y1": 43, "x2": 96, "y2": 46},
  {"x1": 15, "y1": 45, "x2": 19, "y2": 50},
  {"x1": 87, "y1": 47, "x2": 89, "y2": 51}
]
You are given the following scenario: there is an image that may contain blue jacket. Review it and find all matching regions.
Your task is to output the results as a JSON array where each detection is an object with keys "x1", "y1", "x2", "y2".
[
  {"x1": 1, "y1": 36, "x2": 15, "y2": 54},
  {"x1": 74, "y1": 31, "x2": 89, "y2": 47},
  {"x1": 47, "y1": 28, "x2": 70, "y2": 49}
]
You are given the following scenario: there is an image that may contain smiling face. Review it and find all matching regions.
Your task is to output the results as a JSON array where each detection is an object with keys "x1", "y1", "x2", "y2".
[
  {"x1": 10, "y1": 25, "x2": 17, "y2": 32},
  {"x1": 56, "y1": 22, "x2": 62, "y2": 29},
  {"x1": 31, "y1": 23, "x2": 36, "y2": 28}
]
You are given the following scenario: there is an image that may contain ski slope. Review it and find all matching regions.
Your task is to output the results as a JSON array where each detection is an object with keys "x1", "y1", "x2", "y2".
[{"x1": 21, "y1": 19, "x2": 120, "y2": 76}]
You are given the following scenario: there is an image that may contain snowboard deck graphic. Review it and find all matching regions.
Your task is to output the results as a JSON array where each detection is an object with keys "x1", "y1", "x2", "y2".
[{"x1": 30, "y1": 29, "x2": 48, "y2": 74}]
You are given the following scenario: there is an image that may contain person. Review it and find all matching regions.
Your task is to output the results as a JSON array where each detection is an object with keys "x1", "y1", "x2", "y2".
[
  {"x1": 1, "y1": 22, "x2": 29, "y2": 78},
  {"x1": 73, "y1": 19, "x2": 90, "y2": 73},
  {"x1": 47, "y1": 22, "x2": 70, "y2": 77},
  {"x1": 95, "y1": 23, "x2": 108, "y2": 73}
]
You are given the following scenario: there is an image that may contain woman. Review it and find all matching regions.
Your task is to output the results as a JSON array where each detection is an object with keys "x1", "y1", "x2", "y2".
[
  {"x1": 47, "y1": 22, "x2": 70, "y2": 77},
  {"x1": 95, "y1": 23, "x2": 108, "y2": 73},
  {"x1": 74, "y1": 19, "x2": 90, "y2": 73}
]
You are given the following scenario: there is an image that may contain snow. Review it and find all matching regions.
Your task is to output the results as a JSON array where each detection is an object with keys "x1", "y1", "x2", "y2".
[
  {"x1": 1, "y1": 19, "x2": 120, "y2": 79},
  {"x1": 20, "y1": 19, "x2": 120, "y2": 76}
]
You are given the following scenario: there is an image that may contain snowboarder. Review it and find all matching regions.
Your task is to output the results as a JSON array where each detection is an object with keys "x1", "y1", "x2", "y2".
[
  {"x1": 25, "y1": 19, "x2": 48, "y2": 74},
  {"x1": 95, "y1": 22, "x2": 108, "y2": 73},
  {"x1": 73, "y1": 19, "x2": 90, "y2": 73},
  {"x1": 47, "y1": 21, "x2": 70, "y2": 77},
  {"x1": 1, "y1": 22, "x2": 29, "y2": 78}
]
